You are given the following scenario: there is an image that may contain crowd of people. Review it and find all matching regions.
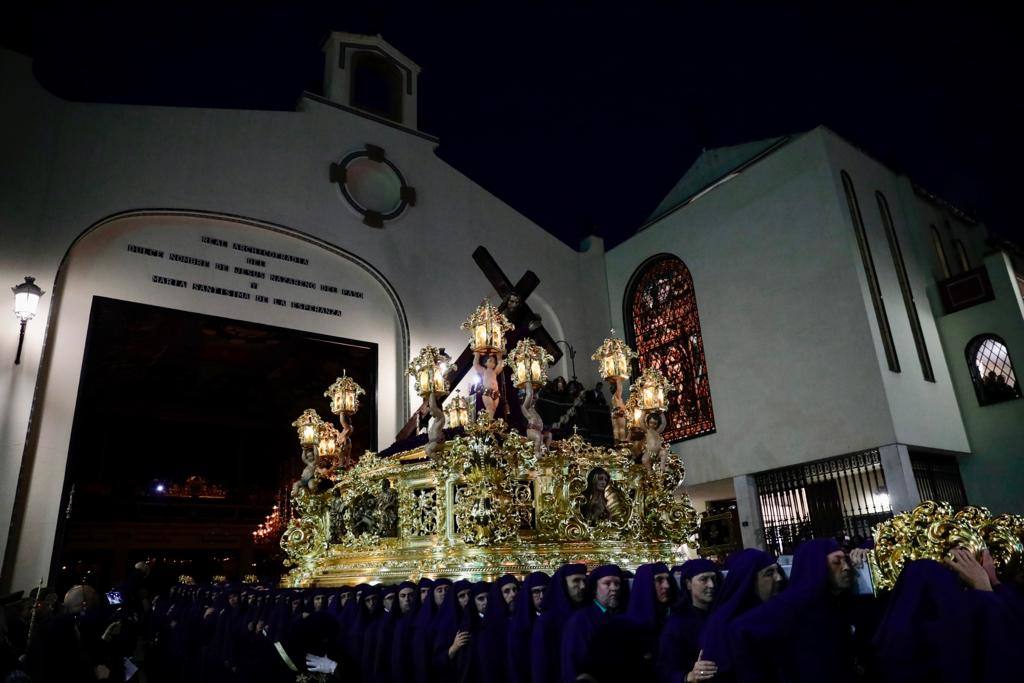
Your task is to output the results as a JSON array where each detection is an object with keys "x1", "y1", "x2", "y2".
[{"x1": 3, "y1": 539, "x2": 1023, "y2": 682}]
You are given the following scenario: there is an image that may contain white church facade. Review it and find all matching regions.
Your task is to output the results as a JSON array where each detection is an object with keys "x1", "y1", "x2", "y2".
[{"x1": 1, "y1": 33, "x2": 1021, "y2": 593}]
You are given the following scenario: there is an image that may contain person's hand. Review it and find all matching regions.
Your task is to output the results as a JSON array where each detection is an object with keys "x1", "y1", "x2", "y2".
[
  {"x1": 94, "y1": 664, "x2": 111, "y2": 680},
  {"x1": 101, "y1": 621, "x2": 122, "y2": 642},
  {"x1": 849, "y1": 548, "x2": 870, "y2": 568},
  {"x1": 448, "y1": 631, "x2": 470, "y2": 658},
  {"x1": 687, "y1": 651, "x2": 717, "y2": 681},
  {"x1": 944, "y1": 548, "x2": 993, "y2": 591},
  {"x1": 981, "y1": 549, "x2": 1001, "y2": 587},
  {"x1": 305, "y1": 654, "x2": 338, "y2": 674}
]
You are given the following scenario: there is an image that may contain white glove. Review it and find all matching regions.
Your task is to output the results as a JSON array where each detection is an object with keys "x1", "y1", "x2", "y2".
[{"x1": 305, "y1": 653, "x2": 338, "y2": 675}]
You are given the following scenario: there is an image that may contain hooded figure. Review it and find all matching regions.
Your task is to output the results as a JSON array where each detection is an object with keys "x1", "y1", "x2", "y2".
[
  {"x1": 479, "y1": 574, "x2": 520, "y2": 683},
  {"x1": 363, "y1": 585, "x2": 399, "y2": 683},
  {"x1": 346, "y1": 585, "x2": 383, "y2": 680},
  {"x1": 431, "y1": 579, "x2": 474, "y2": 682},
  {"x1": 731, "y1": 538, "x2": 863, "y2": 683},
  {"x1": 624, "y1": 562, "x2": 676, "y2": 652},
  {"x1": 561, "y1": 564, "x2": 623, "y2": 683},
  {"x1": 872, "y1": 558, "x2": 1023, "y2": 683},
  {"x1": 507, "y1": 571, "x2": 550, "y2": 683},
  {"x1": 387, "y1": 580, "x2": 422, "y2": 683},
  {"x1": 412, "y1": 578, "x2": 452, "y2": 683},
  {"x1": 697, "y1": 549, "x2": 777, "y2": 681},
  {"x1": 657, "y1": 559, "x2": 721, "y2": 683},
  {"x1": 531, "y1": 564, "x2": 587, "y2": 683}
]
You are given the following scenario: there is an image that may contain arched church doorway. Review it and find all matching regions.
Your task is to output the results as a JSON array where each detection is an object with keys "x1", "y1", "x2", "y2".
[{"x1": 5, "y1": 211, "x2": 408, "y2": 592}]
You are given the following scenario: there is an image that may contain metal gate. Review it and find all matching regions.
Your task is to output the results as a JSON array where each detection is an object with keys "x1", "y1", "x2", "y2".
[
  {"x1": 910, "y1": 451, "x2": 969, "y2": 508},
  {"x1": 755, "y1": 450, "x2": 893, "y2": 555}
]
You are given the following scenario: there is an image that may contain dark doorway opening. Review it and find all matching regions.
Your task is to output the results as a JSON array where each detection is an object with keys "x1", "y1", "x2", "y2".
[{"x1": 53, "y1": 296, "x2": 377, "y2": 593}]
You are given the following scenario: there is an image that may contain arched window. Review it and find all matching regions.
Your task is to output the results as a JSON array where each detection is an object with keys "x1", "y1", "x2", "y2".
[
  {"x1": 841, "y1": 171, "x2": 899, "y2": 372},
  {"x1": 351, "y1": 51, "x2": 404, "y2": 122},
  {"x1": 878, "y1": 192, "x2": 934, "y2": 381},
  {"x1": 965, "y1": 334, "x2": 1021, "y2": 405},
  {"x1": 931, "y1": 225, "x2": 951, "y2": 279},
  {"x1": 626, "y1": 254, "x2": 715, "y2": 442},
  {"x1": 953, "y1": 239, "x2": 971, "y2": 273}
]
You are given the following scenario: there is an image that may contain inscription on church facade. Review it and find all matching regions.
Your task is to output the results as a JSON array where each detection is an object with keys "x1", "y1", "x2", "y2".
[{"x1": 127, "y1": 235, "x2": 364, "y2": 319}]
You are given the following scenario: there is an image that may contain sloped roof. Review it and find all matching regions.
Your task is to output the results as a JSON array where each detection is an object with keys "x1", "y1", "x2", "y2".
[{"x1": 646, "y1": 135, "x2": 792, "y2": 223}]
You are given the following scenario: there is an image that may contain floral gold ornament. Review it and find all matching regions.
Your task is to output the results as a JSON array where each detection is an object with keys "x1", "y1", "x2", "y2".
[
  {"x1": 444, "y1": 389, "x2": 472, "y2": 428},
  {"x1": 869, "y1": 501, "x2": 1024, "y2": 592},
  {"x1": 591, "y1": 333, "x2": 637, "y2": 381},
  {"x1": 408, "y1": 345, "x2": 453, "y2": 396},
  {"x1": 461, "y1": 298, "x2": 513, "y2": 354},
  {"x1": 507, "y1": 338, "x2": 555, "y2": 388},
  {"x1": 636, "y1": 366, "x2": 673, "y2": 412},
  {"x1": 324, "y1": 371, "x2": 366, "y2": 415}
]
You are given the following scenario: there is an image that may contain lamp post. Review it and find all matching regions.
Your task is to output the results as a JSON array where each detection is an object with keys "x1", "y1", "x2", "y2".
[
  {"x1": 444, "y1": 389, "x2": 472, "y2": 428},
  {"x1": 325, "y1": 372, "x2": 365, "y2": 469},
  {"x1": 409, "y1": 346, "x2": 453, "y2": 457},
  {"x1": 507, "y1": 338, "x2": 555, "y2": 389},
  {"x1": 12, "y1": 276, "x2": 44, "y2": 365},
  {"x1": 461, "y1": 298, "x2": 513, "y2": 355},
  {"x1": 591, "y1": 333, "x2": 638, "y2": 444}
]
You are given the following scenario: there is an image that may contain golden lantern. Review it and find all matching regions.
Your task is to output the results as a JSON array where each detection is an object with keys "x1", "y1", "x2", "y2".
[
  {"x1": 325, "y1": 371, "x2": 366, "y2": 415},
  {"x1": 292, "y1": 409, "x2": 323, "y2": 447},
  {"x1": 445, "y1": 389, "x2": 472, "y2": 428},
  {"x1": 317, "y1": 421, "x2": 340, "y2": 459},
  {"x1": 408, "y1": 345, "x2": 453, "y2": 396},
  {"x1": 624, "y1": 392, "x2": 646, "y2": 431},
  {"x1": 636, "y1": 366, "x2": 672, "y2": 412},
  {"x1": 591, "y1": 334, "x2": 637, "y2": 381},
  {"x1": 461, "y1": 299, "x2": 513, "y2": 354},
  {"x1": 507, "y1": 338, "x2": 555, "y2": 388}
]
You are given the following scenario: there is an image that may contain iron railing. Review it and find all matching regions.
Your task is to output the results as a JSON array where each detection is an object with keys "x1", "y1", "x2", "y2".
[
  {"x1": 910, "y1": 451, "x2": 969, "y2": 508},
  {"x1": 755, "y1": 450, "x2": 892, "y2": 555}
]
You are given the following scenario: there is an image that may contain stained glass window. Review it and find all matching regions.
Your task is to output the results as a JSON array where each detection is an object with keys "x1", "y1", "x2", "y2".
[
  {"x1": 966, "y1": 334, "x2": 1021, "y2": 406},
  {"x1": 626, "y1": 255, "x2": 715, "y2": 442}
]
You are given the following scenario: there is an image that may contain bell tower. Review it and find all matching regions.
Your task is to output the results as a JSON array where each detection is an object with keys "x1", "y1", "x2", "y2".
[{"x1": 322, "y1": 32, "x2": 421, "y2": 131}]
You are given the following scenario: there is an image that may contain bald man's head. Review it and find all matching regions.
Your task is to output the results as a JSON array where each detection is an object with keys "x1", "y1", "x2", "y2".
[{"x1": 63, "y1": 585, "x2": 100, "y2": 615}]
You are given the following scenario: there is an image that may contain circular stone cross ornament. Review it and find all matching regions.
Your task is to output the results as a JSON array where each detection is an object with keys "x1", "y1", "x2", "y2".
[{"x1": 330, "y1": 145, "x2": 416, "y2": 228}]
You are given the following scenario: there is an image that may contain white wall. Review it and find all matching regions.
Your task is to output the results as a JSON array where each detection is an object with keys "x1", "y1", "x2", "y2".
[{"x1": 818, "y1": 131, "x2": 969, "y2": 453}]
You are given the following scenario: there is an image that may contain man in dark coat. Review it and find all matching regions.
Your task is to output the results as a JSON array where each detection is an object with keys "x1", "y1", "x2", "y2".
[
  {"x1": 531, "y1": 564, "x2": 587, "y2": 683},
  {"x1": 560, "y1": 564, "x2": 623, "y2": 683},
  {"x1": 657, "y1": 559, "x2": 720, "y2": 683}
]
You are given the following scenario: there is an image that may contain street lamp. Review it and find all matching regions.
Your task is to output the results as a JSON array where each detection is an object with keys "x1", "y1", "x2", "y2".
[{"x1": 12, "y1": 276, "x2": 44, "y2": 365}]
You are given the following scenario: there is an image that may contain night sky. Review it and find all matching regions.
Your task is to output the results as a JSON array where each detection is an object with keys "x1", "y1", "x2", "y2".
[{"x1": 4, "y1": 2, "x2": 1021, "y2": 249}]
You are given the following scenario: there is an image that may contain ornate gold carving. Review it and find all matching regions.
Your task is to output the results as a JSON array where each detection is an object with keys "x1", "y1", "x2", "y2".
[{"x1": 870, "y1": 501, "x2": 1024, "y2": 592}]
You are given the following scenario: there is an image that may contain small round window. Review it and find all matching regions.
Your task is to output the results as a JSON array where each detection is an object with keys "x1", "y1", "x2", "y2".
[{"x1": 331, "y1": 148, "x2": 414, "y2": 227}]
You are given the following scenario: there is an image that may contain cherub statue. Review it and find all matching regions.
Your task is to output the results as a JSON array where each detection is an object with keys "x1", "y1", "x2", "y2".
[
  {"x1": 425, "y1": 391, "x2": 446, "y2": 459},
  {"x1": 473, "y1": 351, "x2": 505, "y2": 418},
  {"x1": 338, "y1": 412, "x2": 354, "y2": 470},
  {"x1": 292, "y1": 445, "x2": 317, "y2": 497},
  {"x1": 522, "y1": 381, "x2": 547, "y2": 458},
  {"x1": 643, "y1": 412, "x2": 668, "y2": 473},
  {"x1": 609, "y1": 379, "x2": 628, "y2": 443}
]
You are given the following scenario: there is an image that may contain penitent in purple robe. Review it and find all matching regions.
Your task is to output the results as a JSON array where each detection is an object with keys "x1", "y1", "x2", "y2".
[
  {"x1": 620, "y1": 561, "x2": 676, "y2": 677},
  {"x1": 479, "y1": 574, "x2": 520, "y2": 683},
  {"x1": 656, "y1": 559, "x2": 720, "y2": 683},
  {"x1": 430, "y1": 579, "x2": 474, "y2": 683},
  {"x1": 732, "y1": 538, "x2": 883, "y2": 683},
  {"x1": 697, "y1": 548, "x2": 775, "y2": 681},
  {"x1": 507, "y1": 571, "x2": 550, "y2": 683},
  {"x1": 560, "y1": 564, "x2": 622, "y2": 683},
  {"x1": 530, "y1": 564, "x2": 587, "y2": 683},
  {"x1": 363, "y1": 585, "x2": 399, "y2": 683}
]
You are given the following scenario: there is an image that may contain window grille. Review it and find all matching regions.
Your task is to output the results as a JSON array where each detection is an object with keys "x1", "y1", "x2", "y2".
[
  {"x1": 625, "y1": 254, "x2": 715, "y2": 442},
  {"x1": 841, "y1": 171, "x2": 899, "y2": 373},
  {"x1": 965, "y1": 334, "x2": 1021, "y2": 405},
  {"x1": 910, "y1": 452, "x2": 969, "y2": 508},
  {"x1": 877, "y1": 192, "x2": 934, "y2": 381},
  {"x1": 755, "y1": 450, "x2": 892, "y2": 555}
]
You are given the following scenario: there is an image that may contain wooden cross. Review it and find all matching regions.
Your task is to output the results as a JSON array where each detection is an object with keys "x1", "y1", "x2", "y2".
[{"x1": 395, "y1": 246, "x2": 564, "y2": 441}]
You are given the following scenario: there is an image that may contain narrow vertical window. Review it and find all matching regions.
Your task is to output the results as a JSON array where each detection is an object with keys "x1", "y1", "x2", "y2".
[
  {"x1": 841, "y1": 171, "x2": 899, "y2": 373},
  {"x1": 626, "y1": 254, "x2": 716, "y2": 442},
  {"x1": 953, "y1": 239, "x2": 971, "y2": 273},
  {"x1": 877, "y1": 192, "x2": 934, "y2": 381},
  {"x1": 966, "y1": 334, "x2": 1021, "y2": 405},
  {"x1": 931, "y1": 225, "x2": 951, "y2": 279}
]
